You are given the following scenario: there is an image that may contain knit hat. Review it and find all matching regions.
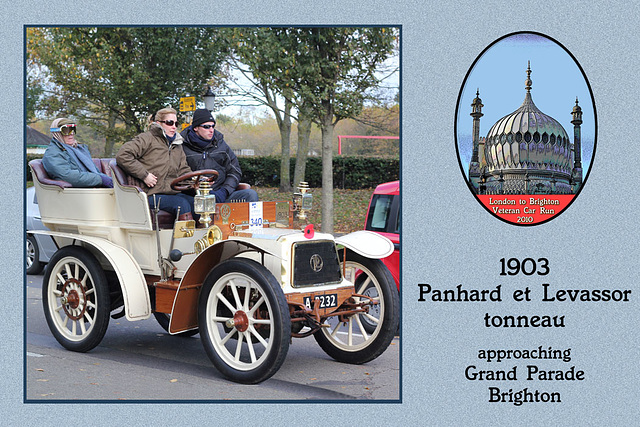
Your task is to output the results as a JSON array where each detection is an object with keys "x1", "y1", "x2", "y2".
[
  {"x1": 192, "y1": 109, "x2": 216, "y2": 128},
  {"x1": 52, "y1": 118, "x2": 74, "y2": 128}
]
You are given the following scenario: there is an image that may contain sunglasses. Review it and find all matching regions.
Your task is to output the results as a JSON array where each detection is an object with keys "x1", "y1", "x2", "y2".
[
  {"x1": 199, "y1": 124, "x2": 215, "y2": 129},
  {"x1": 158, "y1": 120, "x2": 178, "y2": 127},
  {"x1": 50, "y1": 124, "x2": 77, "y2": 136}
]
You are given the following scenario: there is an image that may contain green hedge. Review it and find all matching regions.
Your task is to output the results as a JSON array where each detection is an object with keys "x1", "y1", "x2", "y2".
[
  {"x1": 239, "y1": 156, "x2": 399, "y2": 189},
  {"x1": 26, "y1": 154, "x2": 399, "y2": 190}
]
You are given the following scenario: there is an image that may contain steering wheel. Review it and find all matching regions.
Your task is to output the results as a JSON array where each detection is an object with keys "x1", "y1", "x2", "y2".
[{"x1": 170, "y1": 170, "x2": 219, "y2": 191}]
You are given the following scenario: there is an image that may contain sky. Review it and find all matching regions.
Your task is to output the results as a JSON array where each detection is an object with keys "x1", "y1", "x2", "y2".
[
  {"x1": 456, "y1": 33, "x2": 596, "y2": 176},
  {"x1": 213, "y1": 42, "x2": 400, "y2": 120}
]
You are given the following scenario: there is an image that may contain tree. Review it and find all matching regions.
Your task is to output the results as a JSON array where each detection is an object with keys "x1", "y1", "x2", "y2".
[
  {"x1": 293, "y1": 105, "x2": 313, "y2": 187},
  {"x1": 27, "y1": 27, "x2": 230, "y2": 155},
  {"x1": 287, "y1": 27, "x2": 397, "y2": 233},
  {"x1": 227, "y1": 28, "x2": 297, "y2": 192},
  {"x1": 228, "y1": 27, "x2": 398, "y2": 214},
  {"x1": 26, "y1": 28, "x2": 49, "y2": 124}
]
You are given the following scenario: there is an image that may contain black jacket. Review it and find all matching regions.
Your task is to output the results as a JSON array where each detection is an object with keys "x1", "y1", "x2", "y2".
[{"x1": 180, "y1": 127, "x2": 242, "y2": 195}]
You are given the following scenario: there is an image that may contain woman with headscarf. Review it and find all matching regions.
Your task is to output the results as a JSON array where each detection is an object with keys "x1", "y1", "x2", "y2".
[
  {"x1": 42, "y1": 118, "x2": 113, "y2": 188},
  {"x1": 116, "y1": 107, "x2": 196, "y2": 220}
]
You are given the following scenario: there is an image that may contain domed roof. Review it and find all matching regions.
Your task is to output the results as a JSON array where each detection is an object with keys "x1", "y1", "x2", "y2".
[
  {"x1": 486, "y1": 91, "x2": 569, "y2": 141},
  {"x1": 483, "y1": 63, "x2": 573, "y2": 176}
]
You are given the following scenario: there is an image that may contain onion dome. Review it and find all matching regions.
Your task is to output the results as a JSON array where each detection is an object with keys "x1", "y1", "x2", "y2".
[{"x1": 484, "y1": 62, "x2": 572, "y2": 176}]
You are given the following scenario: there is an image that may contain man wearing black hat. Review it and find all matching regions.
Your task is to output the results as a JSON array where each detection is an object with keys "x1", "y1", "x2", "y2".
[{"x1": 181, "y1": 109, "x2": 258, "y2": 203}]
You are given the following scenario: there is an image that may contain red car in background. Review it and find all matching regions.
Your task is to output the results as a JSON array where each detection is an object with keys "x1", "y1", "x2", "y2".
[{"x1": 364, "y1": 181, "x2": 400, "y2": 290}]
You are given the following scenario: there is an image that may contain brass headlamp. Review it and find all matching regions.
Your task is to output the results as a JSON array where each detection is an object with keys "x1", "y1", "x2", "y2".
[{"x1": 293, "y1": 182, "x2": 313, "y2": 221}]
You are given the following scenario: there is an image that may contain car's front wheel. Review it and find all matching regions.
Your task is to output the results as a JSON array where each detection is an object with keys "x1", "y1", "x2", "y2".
[
  {"x1": 198, "y1": 258, "x2": 290, "y2": 384},
  {"x1": 42, "y1": 246, "x2": 110, "y2": 352},
  {"x1": 314, "y1": 249, "x2": 399, "y2": 364}
]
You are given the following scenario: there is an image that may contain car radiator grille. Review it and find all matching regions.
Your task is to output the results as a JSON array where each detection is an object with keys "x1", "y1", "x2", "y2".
[{"x1": 292, "y1": 241, "x2": 342, "y2": 287}]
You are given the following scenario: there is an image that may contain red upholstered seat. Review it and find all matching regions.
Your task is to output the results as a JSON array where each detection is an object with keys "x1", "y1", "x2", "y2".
[
  {"x1": 29, "y1": 158, "x2": 114, "y2": 189},
  {"x1": 29, "y1": 159, "x2": 73, "y2": 189}
]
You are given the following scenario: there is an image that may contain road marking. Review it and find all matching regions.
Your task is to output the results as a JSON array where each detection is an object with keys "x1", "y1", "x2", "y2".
[{"x1": 26, "y1": 352, "x2": 45, "y2": 357}]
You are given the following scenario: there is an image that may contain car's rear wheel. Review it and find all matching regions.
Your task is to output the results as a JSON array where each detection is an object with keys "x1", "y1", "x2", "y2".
[
  {"x1": 199, "y1": 258, "x2": 290, "y2": 384},
  {"x1": 26, "y1": 234, "x2": 44, "y2": 275},
  {"x1": 42, "y1": 246, "x2": 110, "y2": 352},
  {"x1": 314, "y1": 249, "x2": 399, "y2": 364}
]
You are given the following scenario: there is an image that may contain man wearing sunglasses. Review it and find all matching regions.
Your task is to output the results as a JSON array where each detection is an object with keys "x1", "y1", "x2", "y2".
[
  {"x1": 41, "y1": 117, "x2": 113, "y2": 188},
  {"x1": 181, "y1": 109, "x2": 258, "y2": 203}
]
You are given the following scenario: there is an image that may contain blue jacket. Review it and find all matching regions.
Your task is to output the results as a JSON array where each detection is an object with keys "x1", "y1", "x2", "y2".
[{"x1": 42, "y1": 138, "x2": 107, "y2": 187}]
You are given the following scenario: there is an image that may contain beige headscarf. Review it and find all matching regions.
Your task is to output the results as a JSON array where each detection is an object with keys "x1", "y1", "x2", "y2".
[{"x1": 50, "y1": 117, "x2": 76, "y2": 146}]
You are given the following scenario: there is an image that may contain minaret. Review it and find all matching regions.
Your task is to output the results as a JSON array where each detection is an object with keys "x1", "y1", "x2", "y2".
[
  {"x1": 523, "y1": 62, "x2": 533, "y2": 171},
  {"x1": 571, "y1": 97, "x2": 583, "y2": 191},
  {"x1": 469, "y1": 89, "x2": 483, "y2": 191}
]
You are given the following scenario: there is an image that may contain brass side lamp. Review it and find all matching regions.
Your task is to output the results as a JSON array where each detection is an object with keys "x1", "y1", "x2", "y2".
[{"x1": 194, "y1": 180, "x2": 216, "y2": 227}]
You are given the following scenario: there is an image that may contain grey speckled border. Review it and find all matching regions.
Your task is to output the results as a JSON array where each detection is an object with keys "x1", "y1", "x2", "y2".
[{"x1": 6, "y1": 1, "x2": 640, "y2": 425}]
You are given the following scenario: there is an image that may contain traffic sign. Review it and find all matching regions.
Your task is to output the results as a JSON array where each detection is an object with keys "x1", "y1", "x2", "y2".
[{"x1": 179, "y1": 96, "x2": 196, "y2": 112}]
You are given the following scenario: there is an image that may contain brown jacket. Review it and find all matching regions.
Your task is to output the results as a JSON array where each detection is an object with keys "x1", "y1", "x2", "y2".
[{"x1": 116, "y1": 123, "x2": 192, "y2": 196}]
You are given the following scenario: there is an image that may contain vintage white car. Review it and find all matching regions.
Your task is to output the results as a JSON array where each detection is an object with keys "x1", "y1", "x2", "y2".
[{"x1": 28, "y1": 158, "x2": 399, "y2": 384}]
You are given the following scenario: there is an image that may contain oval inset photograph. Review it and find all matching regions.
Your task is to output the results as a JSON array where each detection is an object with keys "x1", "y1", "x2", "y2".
[{"x1": 455, "y1": 32, "x2": 596, "y2": 226}]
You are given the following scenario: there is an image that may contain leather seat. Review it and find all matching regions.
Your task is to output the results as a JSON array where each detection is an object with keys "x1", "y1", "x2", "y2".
[
  {"x1": 29, "y1": 158, "x2": 115, "y2": 189},
  {"x1": 29, "y1": 159, "x2": 73, "y2": 189}
]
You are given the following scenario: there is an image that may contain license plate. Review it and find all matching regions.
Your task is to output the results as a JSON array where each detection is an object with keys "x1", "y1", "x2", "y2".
[{"x1": 304, "y1": 293, "x2": 338, "y2": 309}]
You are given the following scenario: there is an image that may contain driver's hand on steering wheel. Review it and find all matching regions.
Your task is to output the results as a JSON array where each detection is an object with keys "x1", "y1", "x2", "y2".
[{"x1": 144, "y1": 172, "x2": 158, "y2": 188}]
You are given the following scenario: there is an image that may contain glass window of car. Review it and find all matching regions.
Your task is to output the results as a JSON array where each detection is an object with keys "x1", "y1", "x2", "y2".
[{"x1": 366, "y1": 194, "x2": 394, "y2": 232}]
